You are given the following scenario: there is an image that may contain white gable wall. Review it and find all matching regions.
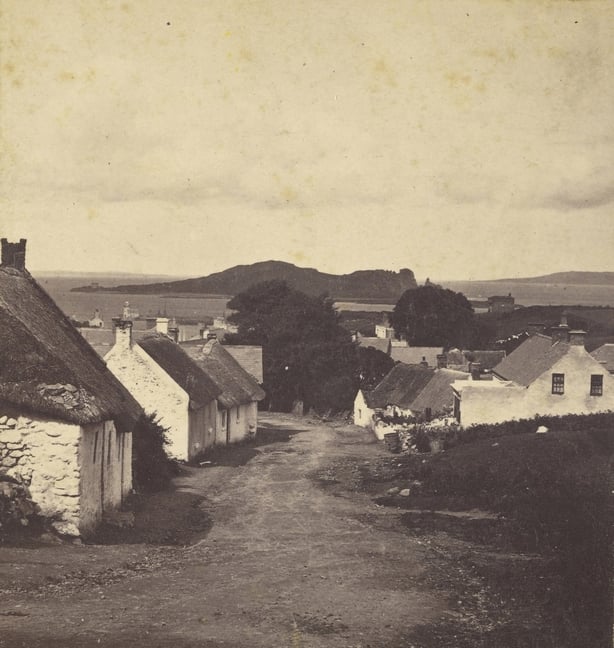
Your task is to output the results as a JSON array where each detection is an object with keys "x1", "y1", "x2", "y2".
[
  {"x1": 105, "y1": 344, "x2": 190, "y2": 460},
  {"x1": 456, "y1": 346, "x2": 614, "y2": 427},
  {"x1": 525, "y1": 346, "x2": 614, "y2": 417},
  {"x1": 353, "y1": 390, "x2": 375, "y2": 429}
]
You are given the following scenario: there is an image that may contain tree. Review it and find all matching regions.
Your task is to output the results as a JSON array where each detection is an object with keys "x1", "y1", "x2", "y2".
[
  {"x1": 390, "y1": 285, "x2": 476, "y2": 348},
  {"x1": 226, "y1": 281, "x2": 393, "y2": 412},
  {"x1": 132, "y1": 413, "x2": 178, "y2": 492}
]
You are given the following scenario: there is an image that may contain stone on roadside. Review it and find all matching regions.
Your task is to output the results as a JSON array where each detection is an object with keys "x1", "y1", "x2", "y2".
[
  {"x1": 399, "y1": 488, "x2": 411, "y2": 497},
  {"x1": 386, "y1": 486, "x2": 400, "y2": 495}
]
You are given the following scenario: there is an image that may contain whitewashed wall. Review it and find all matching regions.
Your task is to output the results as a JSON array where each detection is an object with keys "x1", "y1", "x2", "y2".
[
  {"x1": 0, "y1": 413, "x2": 131, "y2": 537},
  {"x1": 105, "y1": 343, "x2": 190, "y2": 460}
]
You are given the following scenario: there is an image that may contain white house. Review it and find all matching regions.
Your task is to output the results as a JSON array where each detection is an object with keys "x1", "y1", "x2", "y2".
[
  {"x1": 0, "y1": 238, "x2": 140, "y2": 538},
  {"x1": 105, "y1": 316, "x2": 221, "y2": 461},
  {"x1": 181, "y1": 339, "x2": 266, "y2": 445},
  {"x1": 453, "y1": 326, "x2": 614, "y2": 427},
  {"x1": 354, "y1": 363, "x2": 468, "y2": 439}
]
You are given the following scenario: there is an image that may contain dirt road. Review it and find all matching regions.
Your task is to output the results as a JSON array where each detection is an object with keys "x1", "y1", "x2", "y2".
[{"x1": 0, "y1": 415, "x2": 450, "y2": 647}]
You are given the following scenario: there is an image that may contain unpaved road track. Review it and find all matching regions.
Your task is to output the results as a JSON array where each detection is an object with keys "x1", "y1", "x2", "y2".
[{"x1": 0, "y1": 415, "x2": 449, "y2": 647}]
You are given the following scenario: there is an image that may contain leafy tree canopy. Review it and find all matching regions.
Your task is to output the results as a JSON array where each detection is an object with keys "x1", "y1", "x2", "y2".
[
  {"x1": 390, "y1": 285, "x2": 476, "y2": 348},
  {"x1": 226, "y1": 281, "x2": 394, "y2": 412}
]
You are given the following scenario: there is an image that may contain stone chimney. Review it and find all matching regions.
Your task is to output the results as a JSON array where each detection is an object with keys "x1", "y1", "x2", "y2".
[
  {"x1": 419, "y1": 356, "x2": 429, "y2": 368},
  {"x1": 470, "y1": 362, "x2": 482, "y2": 380},
  {"x1": 156, "y1": 317, "x2": 169, "y2": 336},
  {"x1": 568, "y1": 330, "x2": 587, "y2": 347},
  {"x1": 551, "y1": 314, "x2": 570, "y2": 344},
  {"x1": 168, "y1": 317, "x2": 179, "y2": 343},
  {"x1": 0, "y1": 238, "x2": 27, "y2": 271},
  {"x1": 111, "y1": 314, "x2": 133, "y2": 351},
  {"x1": 437, "y1": 353, "x2": 448, "y2": 369}
]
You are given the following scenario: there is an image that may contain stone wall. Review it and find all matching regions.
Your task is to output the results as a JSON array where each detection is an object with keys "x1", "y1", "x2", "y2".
[
  {"x1": 0, "y1": 412, "x2": 132, "y2": 537},
  {"x1": 0, "y1": 412, "x2": 81, "y2": 536}
]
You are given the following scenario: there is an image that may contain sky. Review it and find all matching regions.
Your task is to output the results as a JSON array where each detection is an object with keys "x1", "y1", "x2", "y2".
[{"x1": 1, "y1": 0, "x2": 614, "y2": 281}]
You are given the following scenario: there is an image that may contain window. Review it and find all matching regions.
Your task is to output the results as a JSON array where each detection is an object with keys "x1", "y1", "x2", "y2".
[
  {"x1": 236, "y1": 408, "x2": 240, "y2": 423},
  {"x1": 552, "y1": 373, "x2": 565, "y2": 395},
  {"x1": 590, "y1": 374, "x2": 603, "y2": 396},
  {"x1": 221, "y1": 411, "x2": 227, "y2": 429}
]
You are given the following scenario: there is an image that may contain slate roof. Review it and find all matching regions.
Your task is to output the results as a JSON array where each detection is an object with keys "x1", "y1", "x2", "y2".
[
  {"x1": 590, "y1": 344, "x2": 614, "y2": 373},
  {"x1": 182, "y1": 340, "x2": 265, "y2": 409},
  {"x1": 356, "y1": 336, "x2": 391, "y2": 355},
  {"x1": 390, "y1": 346, "x2": 443, "y2": 367},
  {"x1": 223, "y1": 346, "x2": 264, "y2": 383},
  {"x1": 445, "y1": 349, "x2": 506, "y2": 371},
  {"x1": 0, "y1": 266, "x2": 141, "y2": 429},
  {"x1": 138, "y1": 335, "x2": 221, "y2": 409},
  {"x1": 365, "y1": 364, "x2": 434, "y2": 409},
  {"x1": 410, "y1": 369, "x2": 470, "y2": 414},
  {"x1": 491, "y1": 334, "x2": 569, "y2": 386}
]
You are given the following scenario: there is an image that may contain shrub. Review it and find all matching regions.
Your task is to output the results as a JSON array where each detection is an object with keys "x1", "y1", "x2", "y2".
[
  {"x1": 411, "y1": 420, "x2": 614, "y2": 645},
  {"x1": 131, "y1": 413, "x2": 179, "y2": 493}
]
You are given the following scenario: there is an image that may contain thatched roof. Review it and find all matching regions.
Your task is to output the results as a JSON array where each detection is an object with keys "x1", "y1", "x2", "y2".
[
  {"x1": 365, "y1": 365, "x2": 468, "y2": 415},
  {"x1": 138, "y1": 334, "x2": 221, "y2": 409},
  {"x1": 365, "y1": 364, "x2": 434, "y2": 409},
  {"x1": 410, "y1": 369, "x2": 469, "y2": 414},
  {"x1": 0, "y1": 267, "x2": 142, "y2": 429},
  {"x1": 182, "y1": 339, "x2": 265, "y2": 409}
]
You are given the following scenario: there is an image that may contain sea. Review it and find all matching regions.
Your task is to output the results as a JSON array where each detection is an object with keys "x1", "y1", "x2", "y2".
[{"x1": 33, "y1": 273, "x2": 614, "y2": 323}]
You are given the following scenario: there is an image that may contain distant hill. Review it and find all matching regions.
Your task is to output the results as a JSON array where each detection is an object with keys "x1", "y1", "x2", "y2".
[
  {"x1": 492, "y1": 272, "x2": 614, "y2": 285},
  {"x1": 71, "y1": 260, "x2": 418, "y2": 300}
]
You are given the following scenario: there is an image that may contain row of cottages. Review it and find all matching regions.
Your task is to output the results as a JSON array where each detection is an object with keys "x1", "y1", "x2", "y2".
[
  {"x1": 104, "y1": 314, "x2": 265, "y2": 461},
  {"x1": 0, "y1": 239, "x2": 142, "y2": 537},
  {"x1": 181, "y1": 339, "x2": 266, "y2": 444},
  {"x1": 354, "y1": 364, "x2": 468, "y2": 438},
  {"x1": 452, "y1": 323, "x2": 614, "y2": 427}
]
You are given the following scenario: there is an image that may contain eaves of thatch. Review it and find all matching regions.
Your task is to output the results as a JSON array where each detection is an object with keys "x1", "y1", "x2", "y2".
[
  {"x1": 0, "y1": 267, "x2": 142, "y2": 430},
  {"x1": 181, "y1": 340, "x2": 266, "y2": 409},
  {"x1": 138, "y1": 334, "x2": 222, "y2": 409}
]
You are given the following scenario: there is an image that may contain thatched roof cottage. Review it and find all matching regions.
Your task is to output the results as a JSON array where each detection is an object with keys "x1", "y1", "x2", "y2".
[
  {"x1": 0, "y1": 239, "x2": 142, "y2": 537},
  {"x1": 105, "y1": 316, "x2": 221, "y2": 461},
  {"x1": 181, "y1": 339, "x2": 266, "y2": 445}
]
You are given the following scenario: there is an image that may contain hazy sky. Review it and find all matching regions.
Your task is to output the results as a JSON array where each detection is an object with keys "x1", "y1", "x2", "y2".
[{"x1": 1, "y1": 1, "x2": 614, "y2": 280}]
